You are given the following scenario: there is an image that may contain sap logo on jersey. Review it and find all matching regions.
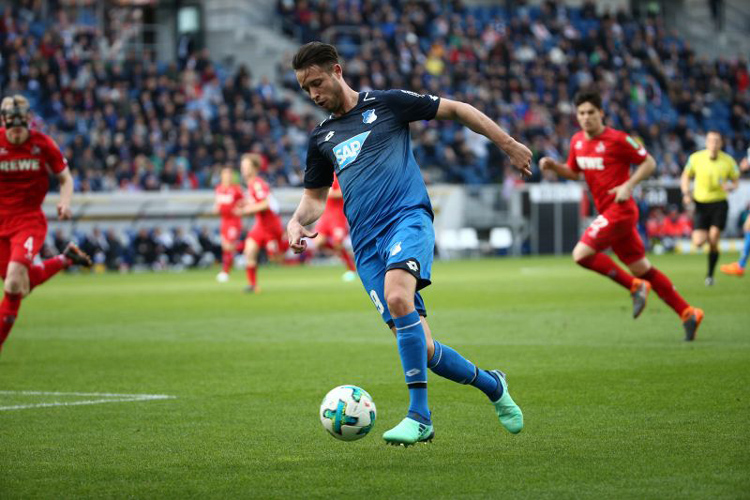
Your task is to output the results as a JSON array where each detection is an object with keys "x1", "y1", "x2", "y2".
[
  {"x1": 333, "y1": 131, "x2": 371, "y2": 170},
  {"x1": 576, "y1": 156, "x2": 605, "y2": 171}
]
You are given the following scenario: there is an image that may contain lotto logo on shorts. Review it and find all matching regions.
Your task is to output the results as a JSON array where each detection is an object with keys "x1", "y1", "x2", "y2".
[{"x1": 333, "y1": 131, "x2": 371, "y2": 171}]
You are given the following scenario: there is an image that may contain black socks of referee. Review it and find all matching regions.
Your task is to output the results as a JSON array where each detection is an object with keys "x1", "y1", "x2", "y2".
[{"x1": 708, "y1": 251, "x2": 719, "y2": 278}]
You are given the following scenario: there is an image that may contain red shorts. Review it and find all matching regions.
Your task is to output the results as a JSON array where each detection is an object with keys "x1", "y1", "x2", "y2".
[
  {"x1": 220, "y1": 219, "x2": 243, "y2": 243},
  {"x1": 0, "y1": 211, "x2": 48, "y2": 275},
  {"x1": 580, "y1": 212, "x2": 645, "y2": 265},
  {"x1": 316, "y1": 218, "x2": 348, "y2": 246},
  {"x1": 247, "y1": 223, "x2": 288, "y2": 257}
]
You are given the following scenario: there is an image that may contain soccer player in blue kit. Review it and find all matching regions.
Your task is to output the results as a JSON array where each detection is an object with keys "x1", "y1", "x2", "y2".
[{"x1": 287, "y1": 42, "x2": 533, "y2": 446}]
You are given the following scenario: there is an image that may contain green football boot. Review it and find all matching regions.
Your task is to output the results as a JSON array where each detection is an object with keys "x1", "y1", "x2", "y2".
[
  {"x1": 490, "y1": 370, "x2": 524, "y2": 434},
  {"x1": 382, "y1": 417, "x2": 434, "y2": 447}
]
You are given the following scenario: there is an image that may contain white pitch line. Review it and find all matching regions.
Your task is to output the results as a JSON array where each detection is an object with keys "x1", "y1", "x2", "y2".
[
  {"x1": 0, "y1": 391, "x2": 175, "y2": 411},
  {"x1": 0, "y1": 390, "x2": 173, "y2": 397}
]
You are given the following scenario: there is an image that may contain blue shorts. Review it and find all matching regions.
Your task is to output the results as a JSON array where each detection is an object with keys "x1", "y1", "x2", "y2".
[{"x1": 354, "y1": 210, "x2": 434, "y2": 328}]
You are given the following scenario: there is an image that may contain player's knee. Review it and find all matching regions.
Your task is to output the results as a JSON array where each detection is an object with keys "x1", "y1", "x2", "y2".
[
  {"x1": 425, "y1": 337, "x2": 435, "y2": 360},
  {"x1": 385, "y1": 290, "x2": 413, "y2": 318}
]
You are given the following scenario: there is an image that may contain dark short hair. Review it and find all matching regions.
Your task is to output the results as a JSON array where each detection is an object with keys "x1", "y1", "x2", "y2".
[
  {"x1": 292, "y1": 42, "x2": 340, "y2": 72},
  {"x1": 573, "y1": 89, "x2": 603, "y2": 110}
]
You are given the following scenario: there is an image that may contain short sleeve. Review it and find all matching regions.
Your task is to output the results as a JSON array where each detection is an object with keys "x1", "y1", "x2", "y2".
[
  {"x1": 304, "y1": 134, "x2": 334, "y2": 189},
  {"x1": 251, "y1": 179, "x2": 269, "y2": 201},
  {"x1": 43, "y1": 135, "x2": 68, "y2": 174},
  {"x1": 380, "y1": 89, "x2": 440, "y2": 123},
  {"x1": 620, "y1": 134, "x2": 649, "y2": 165},
  {"x1": 567, "y1": 138, "x2": 580, "y2": 172}
]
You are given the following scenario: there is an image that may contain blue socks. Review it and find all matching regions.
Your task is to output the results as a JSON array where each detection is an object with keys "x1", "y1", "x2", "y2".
[
  {"x1": 393, "y1": 311, "x2": 430, "y2": 425},
  {"x1": 428, "y1": 340, "x2": 503, "y2": 402},
  {"x1": 393, "y1": 312, "x2": 506, "y2": 423},
  {"x1": 740, "y1": 231, "x2": 750, "y2": 269}
]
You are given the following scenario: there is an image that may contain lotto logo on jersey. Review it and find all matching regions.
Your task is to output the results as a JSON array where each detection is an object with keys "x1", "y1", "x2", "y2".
[
  {"x1": 0, "y1": 158, "x2": 41, "y2": 172},
  {"x1": 576, "y1": 156, "x2": 605, "y2": 171},
  {"x1": 333, "y1": 131, "x2": 371, "y2": 170}
]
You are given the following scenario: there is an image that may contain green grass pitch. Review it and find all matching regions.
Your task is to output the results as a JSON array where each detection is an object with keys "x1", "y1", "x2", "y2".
[{"x1": 1, "y1": 254, "x2": 748, "y2": 498}]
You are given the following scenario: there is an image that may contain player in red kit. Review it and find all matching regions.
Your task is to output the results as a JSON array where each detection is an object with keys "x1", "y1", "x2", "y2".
[
  {"x1": 540, "y1": 90, "x2": 703, "y2": 341},
  {"x1": 214, "y1": 167, "x2": 245, "y2": 283},
  {"x1": 314, "y1": 173, "x2": 356, "y2": 281},
  {"x1": 0, "y1": 95, "x2": 92, "y2": 353},
  {"x1": 240, "y1": 153, "x2": 289, "y2": 293}
]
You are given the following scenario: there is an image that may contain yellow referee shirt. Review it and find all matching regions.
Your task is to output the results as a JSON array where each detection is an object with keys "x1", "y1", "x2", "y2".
[{"x1": 684, "y1": 150, "x2": 739, "y2": 203}]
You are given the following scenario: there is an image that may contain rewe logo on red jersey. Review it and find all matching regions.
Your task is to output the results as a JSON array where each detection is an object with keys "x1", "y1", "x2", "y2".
[
  {"x1": 576, "y1": 157, "x2": 605, "y2": 171},
  {"x1": 0, "y1": 158, "x2": 41, "y2": 172}
]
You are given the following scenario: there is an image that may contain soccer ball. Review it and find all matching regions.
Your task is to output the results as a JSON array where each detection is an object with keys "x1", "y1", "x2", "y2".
[{"x1": 319, "y1": 385, "x2": 377, "y2": 441}]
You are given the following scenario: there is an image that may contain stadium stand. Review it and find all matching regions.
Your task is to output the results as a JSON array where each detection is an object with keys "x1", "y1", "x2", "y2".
[
  {"x1": 279, "y1": 0, "x2": 750, "y2": 184},
  {"x1": 2, "y1": 0, "x2": 748, "y2": 193},
  {"x1": 2, "y1": 0, "x2": 750, "y2": 266}
]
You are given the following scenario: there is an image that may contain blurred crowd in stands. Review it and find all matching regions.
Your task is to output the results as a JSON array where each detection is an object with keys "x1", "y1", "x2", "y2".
[
  {"x1": 278, "y1": 0, "x2": 750, "y2": 185},
  {"x1": 42, "y1": 225, "x2": 225, "y2": 272},
  {"x1": 1, "y1": 0, "x2": 749, "y2": 190}
]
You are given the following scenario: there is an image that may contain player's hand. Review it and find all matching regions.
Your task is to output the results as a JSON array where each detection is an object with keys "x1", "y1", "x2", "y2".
[
  {"x1": 682, "y1": 194, "x2": 692, "y2": 207},
  {"x1": 57, "y1": 202, "x2": 72, "y2": 220},
  {"x1": 539, "y1": 157, "x2": 555, "y2": 172},
  {"x1": 607, "y1": 182, "x2": 632, "y2": 203},
  {"x1": 505, "y1": 140, "x2": 533, "y2": 177},
  {"x1": 287, "y1": 219, "x2": 317, "y2": 254},
  {"x1": 740, "y1": 157, "x2": 749, "y2": 172}
]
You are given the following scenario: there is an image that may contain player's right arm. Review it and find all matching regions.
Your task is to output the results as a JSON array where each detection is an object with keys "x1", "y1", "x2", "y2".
[
  {"x1": 288, "y1": 187, "x2": 329, "y2": 253},
  {"x1": 680, "y1": 155, "x2": 695, "y2": 206},
  {"x1": 289, "y1": 134, "x2": 334, "y2": 253},
  {"x1": 538, "y1": 157, "x2": 581, "y2": 180}
]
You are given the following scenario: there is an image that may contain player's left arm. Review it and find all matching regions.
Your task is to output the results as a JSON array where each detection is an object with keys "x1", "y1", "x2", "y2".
[
  {"x1": 56, "y1": 167, "x2": 74, "y2": 220},
  {"x1": 242, "y1": 199, "x2": 270, "y2": 215},
  {"x1": 434, "y1": 99, "x2": 532, "y2": 176},
  {"x1": 608, "y1": 154, "x2": 657, "y2": 203},
  {"x1": 723, "y1": 158, "x2": 741, "y2": 193},
  {"x1": 44, "y1": 134, "x2": 73, "y2": 219}
]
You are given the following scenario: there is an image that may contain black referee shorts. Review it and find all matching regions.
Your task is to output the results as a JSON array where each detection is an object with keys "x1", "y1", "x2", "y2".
[{"x1": 694, "y1": 200, "x2": 729, "y2": 231}]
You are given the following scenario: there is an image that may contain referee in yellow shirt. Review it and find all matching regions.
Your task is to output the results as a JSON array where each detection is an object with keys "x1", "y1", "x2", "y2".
[{"x1": 681, "y1": 131, "x2": 740, "y2": 285}]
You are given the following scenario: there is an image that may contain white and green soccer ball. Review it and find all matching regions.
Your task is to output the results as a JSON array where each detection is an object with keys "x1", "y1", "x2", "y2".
[{"x1": 319, "y1": 385, "x2": 377, "y2": 441}]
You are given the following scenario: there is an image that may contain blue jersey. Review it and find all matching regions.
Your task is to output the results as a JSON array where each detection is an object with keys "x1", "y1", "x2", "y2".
[{"x1": 304, "y1": 89, "x2": 440, "y2": 253}]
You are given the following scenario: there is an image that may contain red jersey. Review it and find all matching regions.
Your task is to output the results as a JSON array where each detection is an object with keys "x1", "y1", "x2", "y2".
[
  {"x1": 320, "y1": 174, "x2": 346, "y2": 225},
  {"x1": 247, "y1": 177, "x2": 282, "y2": 228},
  {"x1": 215, "y1": 183, "x2": 244, "y2": 225},
  {"x1": 0, "y1": 128, "x2": 68, "y2": 218},
  {"x1": 567, "y1": 127, "x2": 648, "y2": 217}
]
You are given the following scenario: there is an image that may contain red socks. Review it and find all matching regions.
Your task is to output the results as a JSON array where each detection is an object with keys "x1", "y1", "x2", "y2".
[
  {"x1": 577, "y1": 253, "x2": 635, "y2": 290},
  {"x1": 246, "y1": 265, "x2": 257, "y2": 288},
  {"x1": 339, "y1": 248, "x2": 355, "y2": 272},
  {"x1": 641, "y1": 267, "x2": 690, "y2": 316},
  {"x1": 28, "y1": 255, "x2": 67, "y2": 290},
  {"x1": 0, "y1": 292, "x2": 22, "y2": 348},
  {"x1": 221, "y1": 251, "x2": 233, "y2": 273}
]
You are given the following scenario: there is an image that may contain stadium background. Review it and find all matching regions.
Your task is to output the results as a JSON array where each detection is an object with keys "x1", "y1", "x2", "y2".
[
  {"x1": 2, "y1": 0, "x2": 749, "y2": 270},
  {"x1": 2, "y1": 2, "x2": 750, "y2": 498}
]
